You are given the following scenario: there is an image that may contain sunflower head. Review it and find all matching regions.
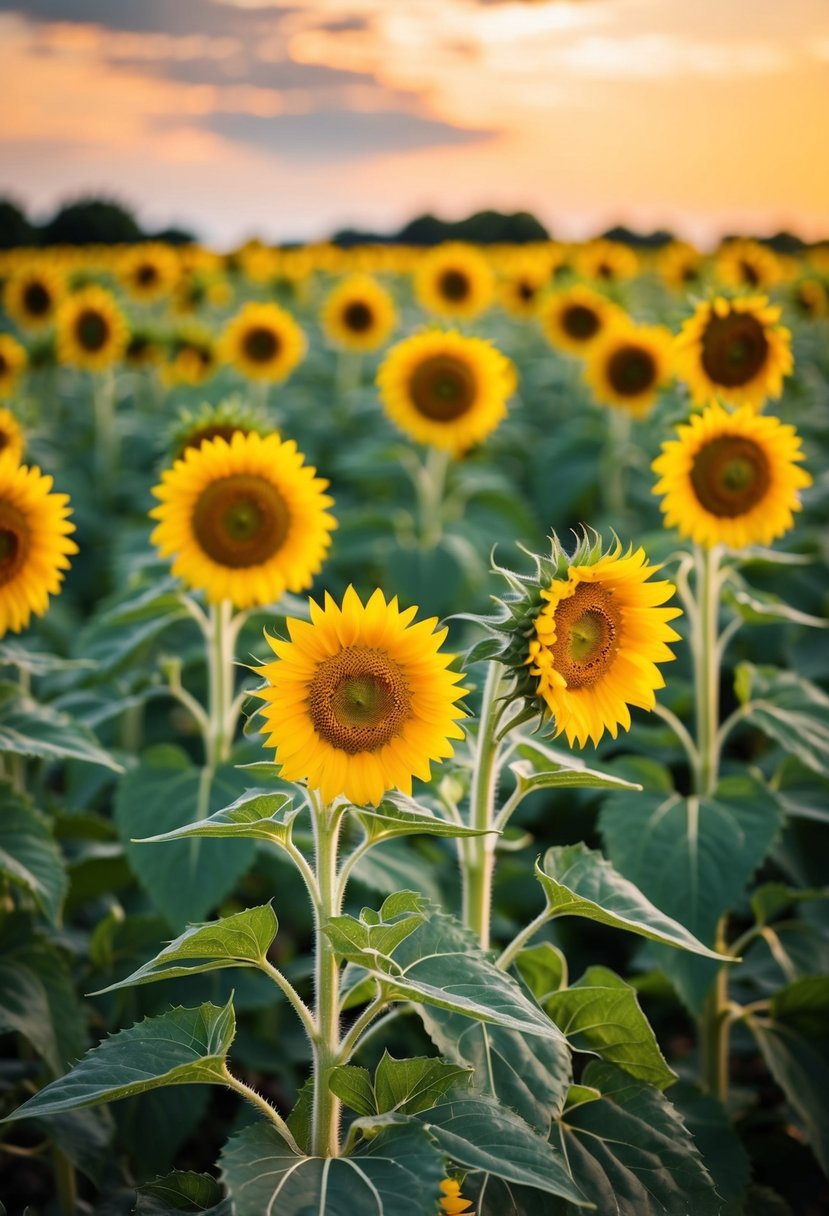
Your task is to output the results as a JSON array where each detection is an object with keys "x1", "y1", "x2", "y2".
[
  {"x1": 715, "y1": 239, "x2": 783, "y2": 292},
  {"x1": 164, "y1": 326, "x2": 218, "y2": 386},
  {"x1": 657, "y1": 241, "x2": 705, "y2": 292},
  {"x1": 221, "y1": 301, "x2": 306, "y2": 382},
  {"x1": 674, "y1": 295, "x2": 793, "y2": 409},
  {"x1": 321, "y1": 274, "x2": 397, "y2": 351},
  {"x1": 791, "y1": 278, "x2": 828, "y2": 319},
  {"x1": 167, "y1": 396, "x2": 269, "y2": 460},
  {"x1": 440, "y1": 1178, "x2": 474, "y2": 1214},
  {"x1": 4, "y1": 265, "x2": 64, "y2": 330},
  {"x1": 575, "y1": 239, "x2": 639, "y2": 284},
  {"x1": 120, "y1": 242, "x2": 180, "y2": 302},
  {"x1": 256, "y1": 585, "x2": 467, "y2": 806},
  {"x1": 583, "y1": 321, "x2": 673, "y2": 416},
  {"x1": 483, "y1": 531, "x2": 681, "y2": 748},
  {"x1": 540, "y1": 284, "x2": 621, "y2": 357},
  {"x1": 377, "y1": 329, "x2": 515, "y2": 456},
  {"x1": 0, "y1": 408, "x2": 25, "y2": 464},
  {"x1": 414, "y1": 243, "x2": 495, "y2": 320},
  {"x1": 0, "y1": 335, "x2": 28, "y2": 400},
  {"x1": 56, "y1": 286, "x2": 128, "y2": 372},
  {"x1": 652, "y1": 402, "x2": 812, "y2": 550}
]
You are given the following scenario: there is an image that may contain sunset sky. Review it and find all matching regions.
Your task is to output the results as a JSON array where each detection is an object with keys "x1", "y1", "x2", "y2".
[{"x1": 2, "y1": 0, "x2": 828, "y2": 248}]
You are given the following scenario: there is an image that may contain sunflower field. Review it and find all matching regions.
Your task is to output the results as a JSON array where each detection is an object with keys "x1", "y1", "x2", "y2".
[{"x1": 0, "y1": 233, "x2": 827, "y2": 1216}]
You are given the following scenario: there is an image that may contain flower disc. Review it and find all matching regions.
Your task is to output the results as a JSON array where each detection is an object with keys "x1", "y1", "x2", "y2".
[
  {"x1": 540, "y1": 285, "x2": 621, "y2": 357},
  {"x1": 150, "y1": 431, "x2": 337, "y2": 608},
  {"x1": 652, "y1": 403, "x2": 811, "y2": 549},
  {"x1": 322, "y1": 275, "x2": 397, "y2": 351},
  {"x1": 584, "y1": 322, "x2": 673, "y2": 416},
  {"x1": 256, "y1": 586, "x2": 467, "y2": 805},
  {"x1": 56, "y1": 287, "x2": 127, "y2": 372},
  {"x1": 0, "y1": 455, "x2": 78, "y2": 637},
  {"x1": 221, "y1": 302, "x2": 305, "y2": 382},
  {"x1": 674, "y1": 295, "x2": 792, "y2": 409},
  {"x1": 4, "y1": 265, "x2": 64, "y2": 330},
  {"x1": 414, "y1": 243, "x2": 495, "y2": 320}
]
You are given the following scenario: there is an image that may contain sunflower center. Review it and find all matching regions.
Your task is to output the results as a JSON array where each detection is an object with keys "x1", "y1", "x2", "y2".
[
  {"x1": 192, "y1": 473, "x2": 290, "y2": 568},
  {"x1": 689, "y1": 435, "x2": 771, "y2": 517},
  {"x1": 739, "y1": 260, "x2": 760, "y2": 288},
  {"x1": 136, "y1": 263, "x2": 159, "y2": 287},
  {"x1": 0, "y1": 353, "x2": 7, "y2": 376},
  {"x1": 23, "y1": 281, "x2": 51, "y2": 316},
  {"x1": 606, "y1": 345, "x2": 657, "y2": 396},
  {"x1": 596, "y1": 261, "x2": 614, "y2": 280},
  {"x1": 308, "y1": 646, "x2": 412, "y2": 754},
  {"x1": 409, "y1": 354, "x2": 477, "y2": 422},
  {"x1": 75, "y1": 309, "x2": 110, "y2": 353},
  {"x1": 561, "y1": 304, "x2": 600, "y2": 340},
  {"x1": 342, "y1": 301, "x2": 373, "y2": 333},
  {"x1": 681, "y1": 265, "x2": 699, "y2": 284},
  {"x1": 438, "y1": 269, "x2": 471, "y2": 303},
  {"x1": 0, "y1": 503, "x2": 29, "y2": 587},
  {"x1": 517, "y1": 280, "x2": 536, "y2": 302},
  {"x1": 550, "y1": 582, "x2": 622, "y2": 689},
  {"x1": 242, "y1": 326, "x2": 280, "y2": 363},
  {"x1": 700, "y1": 312, "x2": 769, "y2": 387}
]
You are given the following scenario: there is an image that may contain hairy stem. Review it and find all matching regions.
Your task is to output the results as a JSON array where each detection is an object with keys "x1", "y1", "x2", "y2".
[{"x1": 461, "y1": 661, "x2": 506, "y2": 948}]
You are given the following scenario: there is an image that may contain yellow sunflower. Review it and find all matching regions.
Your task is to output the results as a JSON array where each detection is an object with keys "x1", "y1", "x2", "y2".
[
  {"x1": 674, "y1": 295, "x2": 793, "y2": 410},
  {"x1": 164, "y1": 326, "x2": 218, "y2": 387},
  {"x1": 56, "y1": 286, "x2": 128, "y2": 372},
  {"x1": 168, "y1": 397, "x2": 267, "y2": 460},
  {"x1": 377, "y1": 329, "x2": 516, "y2": 456},
  {"x1": 440, "y1": 1179, "x2": 474, "y2": 1214},
  {"x1": 0, "y1": 455, "x2": 78, "y2": 637},
  {"x1": 791, "y1": 278, "x2": 828, "y2": 319},
  {"x1": 498, "y1": 255, "x2": 551, "y2": 318},
  {"x1": 539, "y1": 284, "x2": 621, "y2": 357},
  {"x1": 652, "y1": 403, "x2": 811, "y2": 550},
  {"x1": 575, "y1": 239, "x2": 639, "y2": 284},
  {"x1": 0, "y1": 335, "x2": 28, "y2": 400},
  {"x1": 583, "y1": 321, "x2": 673, "y2": 417},
  {"x1": 221, "y1": 301, "x2": 306, "y2": 382},
  {"x1": 656, "y1": 241, "x2": 705, "y2": 292},
  {"x1": 150, "y1": 431, "x2": 336, "y2": 609},
  {"x1": 4, "y1": 265, "x2": 64, "y2": 331},
  {"x1": 414, "y1": 243, "x2": 495, "y2": 320},
  {"x1": 526, "y1": 541, "x2": 681, "y2": 749},
  {"x1": 119, "y1": 242, "x2": 180, "y2": 302},
  {"x1": 715, "y1": 240, "x2": 784, "y2": 292},
  {"x1": 0, "y1": 409, "x2": 25, "y2": 464},
  {"x1": 256, "y1": 586, "x2": 467, "y2": 806},
  {"x1": 321, "y1": 275, "x2": 397, "y2": 352}
]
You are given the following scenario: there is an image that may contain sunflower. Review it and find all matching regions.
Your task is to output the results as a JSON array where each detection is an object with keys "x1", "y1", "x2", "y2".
[
  {"x1": 652, "y1": 403, "x2": 811, "y2": 550},
  {"x1": 440, "y1": 1179, "x2": 474, "y2": 1214},
  {"x1": 715, "y1": 240, "x2": 783, "y2": 292},
  {"x1": 539, "y1": 284, "x2": 621, "y2": 357},
  {"x1": 0, "y1": 455, "x2": 78, "y2": 637},
  {"x1": 119, "y1": 242, "x2": 180, "y2": 302},
  {"x1": 4, "y1": 265, "x2": 64, "y2": 331},
  {"x1": 150, "y1": 431, "x2": 336, "y2": 609},
  {"x1": 321, "y1": 275, "x2": 397, "y2": 352},
  {"x1": 498, "y1": 255, "x2": 551, "y2": 318},
  {"x1": 124, "y1": 329, "x2": 164, "y2": 369},
  {"x1": 0, "y1": 334, "x2": 28, "y2": 400},
  {"x1": 56, "y1": 286, "x2": 128, "y2": 372},
  {"x1": 791, "y1": 278, "x2": 828, "y2": 319},
  {"x1": 377, "y1": 330, "x2": 515, "y2": 456},
  {"x1": 168, "y1": 396, "x2": 268, "y2": 460},
  {"x1": 657, "y1": 241, "x2": 705, "y2": 292},
  {"x1": 256, "y1": 586, "x2": 467, "y2": 806},
  {"x1": 583, "y1": 321, "x2": 673, "y2": 417},
  {"x1": 0, "y1": 409, "x2": 25, "y2": 464},
  {"x1": 575, "y1": 239, "x2": 639, "y2": 284},
  {"x1": 674, "y1": 295, "x2": 793, "y2": 410},
  {"x1": 414, "y1": 243, "x2": 495, "y2": 320},
  {"x1": 221, "y1": 301, "x2": 306, "y2": 382},
  {"x1": 164, "y1": 326, "x2": 218, "y2": 387}
]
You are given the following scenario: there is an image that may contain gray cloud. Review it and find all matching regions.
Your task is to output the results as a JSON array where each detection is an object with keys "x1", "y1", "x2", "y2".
[
  {"x1": 0, "y1": 0, "x2": 286, "y2": 36},
  {"x1": 109, "y1": 51, "x2": 379, "y2": 94}
]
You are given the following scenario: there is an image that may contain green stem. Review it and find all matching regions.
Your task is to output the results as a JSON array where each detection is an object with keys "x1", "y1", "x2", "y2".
[
  {"x1": 416, "y1": 445, "x2": 450, "y2": 551},
  {"x1": 336, "y1": 349, "x2": 363, "y2": 403},
  {"x1": 206, "y1": 599, "x2": 235, "y2": 767},
  {"x1": 693, "y1": 544, "x2": 721, "y2": 798},
  {"x1": 260, "y1": 958, "x2": 317, "y2": 1044},
  {"x1": 93, "y1": 368, "x2": 118, "y2": 494},
  {"x1": 461, "y1": 661, "x2": 506, "y2": 949},
  {"x1": 223, "y1": 1066, "x2": 301, "y2": 1152},
  {"x1": 700, "y1": 918, "x2": 730, "y2": 1101},
  {"x1": 603, "y1": 407, "x2": 632, "y2": 520},
  {"x1": 496, "y1": 907, "x2": 551, "y2": 971},
  {"x1": 51, "y1": 1146, "x2": 77, "y2": 1216},
  {"x1": 310, "y1": 800, "x2": 344, "y2": 1157}
]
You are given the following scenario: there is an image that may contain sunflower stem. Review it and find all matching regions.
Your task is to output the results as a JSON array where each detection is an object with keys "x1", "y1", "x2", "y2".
[
  {"x1": 417, "y1": 445, "x2": 451, "y2": 550},
  {"x1": 462, "y1": 660, "x2": 506, "y2": 949},
  {"x1": 309, "y1": 798, "x2": 344, "y2": 1157},
  {"x1": 336, "y1": 349, "x2": 362, "y2": 404},
  {"x1": 602, "y1": 407, "x2": 632, "y2": 521},
  {"x1": 700, "y1": 917, "x2": 731, "y2": 1102},
  {"x1": 93, "y1": 368, "x2": 118, "y2": 496},
  {"x1": 206, "y1": 599, "x2": 236, "y2": 767}
]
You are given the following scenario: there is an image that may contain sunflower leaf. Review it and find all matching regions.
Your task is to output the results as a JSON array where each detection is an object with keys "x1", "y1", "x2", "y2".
[
  {"x1": 354, "y1": 791, "x2": 495, "y2": 844},
  {"x1": 723, "y1": 584, "x2": 829, "y2": 629},
  {"x1": 510, "y1": 757, "x2": 641, "y2": 798},
  {"x1": 0, "y1": 783, "x2": 67, "y2": 925},
  {"x1": 0, "y1": 684, "x2": 122, "y2": 770},
  {"x1": 734, "y1": 664, "x2": 829, "y2": 778}
]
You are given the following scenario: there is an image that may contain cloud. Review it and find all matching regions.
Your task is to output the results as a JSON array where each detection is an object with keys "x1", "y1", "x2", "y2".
[{"x1": 0, "y1": 0, "x2": 282, "y2": 36}]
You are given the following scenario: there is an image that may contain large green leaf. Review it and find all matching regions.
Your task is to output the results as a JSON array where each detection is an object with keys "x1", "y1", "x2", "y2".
[
  {"x1": 0, "y1": 919, "x2": 86, "y2": 1074},
  {"x1": 669, "y1": 1084, "x2": 751, "y2": 1216},
  {"x1": 545, "y1": 967, "x2": 675, "y2": 1089},
  {"x1": 331, "y1": 1053, "x2": 472, "y2": 1119},
  {"x1": 535, "y1": 843, "x2": 725, "y2": 958},
  {"x1": 509, "y1": 757, "x2": 640, "y2": 799},
  {"x1": 600, "y1": 774, "x2": 782, "y2": 1010},
  {"x1": 78, "y1": 573, "x2": 191, "y2": 673},
  {"x1": 220, "y1": 1119, "x2": 446, "y2": 1216},
  {"x1": 0, "y1": 784, "x2": 67, "y2": 924},
  {"x1": 135, "y1": 1171, "x2": 231, "y2": 1215},
  {"x1": 354, "y1": 791, "x2": 494, "y2": 843},
  {"x1": 137, "y1": 789, "x2": 299, "y2": 846},
  {"x1": 735, "y1": 664, "x2": 829, "y2": 778},
  {"x1": 3, "y1": 999, "x2": 236, "y2": 1122},
  {"x1": 549, "y1": 1062, "x2": 720, "y2": 1215},
  {"x1": 92, "y1": 904, "x2": 278, "y2": 994},
  {"x1": 0, "y1": 639, "x2": 95, "y2": 676},
  {"x1": 114, "y1": 747, "x2": 257, "y2": 928},
  {"x1": 325, "y1": 891, "x2": 426, "y2": 963},
  {"x1": 0, "y1": 682, "x2": 121, "y2": 770},
  {"x1": 724, "y1": 583, "x2": 829, "y2": 629}
]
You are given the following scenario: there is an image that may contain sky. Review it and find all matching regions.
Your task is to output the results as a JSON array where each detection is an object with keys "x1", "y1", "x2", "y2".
[{"x1": 2, "y1": 0, "x2": 828, "y2": 248}]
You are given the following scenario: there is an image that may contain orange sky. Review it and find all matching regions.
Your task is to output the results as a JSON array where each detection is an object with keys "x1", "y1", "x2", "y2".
[{"x1": 2, "y1": 0, "x2": 828, "y2": 246}]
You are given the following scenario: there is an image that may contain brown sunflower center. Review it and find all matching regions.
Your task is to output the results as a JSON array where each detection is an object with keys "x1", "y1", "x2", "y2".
[
  {"x1": 192, "y1": 473, "x2": 290, "y2": 568},
  {"x1": 23, "y1": 281, "x2": 51, "y2": 317},
  {"x1": 308, "y1": 646, "x2": 412, "y2": 754},
  {"x1": 242, "y1": 326, "x2": 280, "y2": 364},
  {"x1": 596, "y1": 261, "x2": 614, "y2": 280},
  {"x1": 136, "y1": 263, "x2": 159, "y2": 287},
  {"x1": 409, "y1": 354, "x2": 477, "y2": 422},
  {"x1": 342, "y1": 301, "x2": 373, "y2": 333},
  {"x1": 700, "y1": 311, "x2": 769, "y2": 387},
  {"x1": 75, "y1": 308, "x2": 110, "y2": 353},
  {"x1": 0, "y1": 353, "x2": 7, "y2": 376},
  {"x1": 606, "y1": 345, "x2": 658, "y2": 396},
  {"x1": 681, "y1": 265, "x2": 699, "y2": 284},
  {"x1": 739, "y1": 260, "x2": 760, "y2": 288},
  {"x1": 550, "y1": 582, "x2": 622, "y2": 690},
  {"x1": 561, "y1": 304, "x2": 600, "y2": 341},
  {"x1": 517, "y1": 280, "x2": 536, "y2": 303},
  {"x1": 0, "y1": 502, "x2": 29, "y2": 587},
  {"x1": 689, "y1": 434, "x2": 771, "y2": 518},
  {"x1": 438, "y1": 269, "x2": 471, "y2": 303}
]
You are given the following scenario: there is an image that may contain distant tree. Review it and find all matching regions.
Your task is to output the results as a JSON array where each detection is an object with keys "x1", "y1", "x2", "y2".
[
  {"x1": 0, "y1": 199, "x2": 36, "y2": 249},
  {"x1": 40, "y1": 198, "x2": 142, "y2": 246},
  {"x1": 601, "y1": 225, "x2": 674, "y2": 249},
  {"x1": 151, "y1": 226, "x2": 196, "y2": 246}
]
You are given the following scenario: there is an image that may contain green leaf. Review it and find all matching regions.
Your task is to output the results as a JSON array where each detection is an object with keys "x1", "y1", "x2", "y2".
[
  {"x1": 136, "y1": 788, "x2": 298, "y2": 846},
  {"x1": 751, "y1": 882, "x2": 829, "y2": 926},
  {"x1": 114, "y1": 747, "x2": 257, "y2": 928},
  {"x1": 0, "y1": 639, "x2": 95, "y2": 676},
  {"x1": 374, "y1": 1053, "x2": 472, "y2": 1116},
  {"x1": 536, "y1": 843, "x2": 725, "y2": 958},
  {"x1": 545, "y1": 967, "x2": 675, "y2": 1089},
  {"x1": 724, "y1": 584, "x2": 829, "y2": 629},
  {"x1": 34, "y1": 1107, "x2": 115, "y2": 1187},
  {"x1": 513, "y1": 942, "x2": 567, "y2": 1003},
  {"x1": 135, "y1": 1171, "x2": 231, "y2": 1215},
  {"x1": 669, "y1": 1083, "x2": 751, "y2": 1216},
  {"x1": 0, "y1": 683, "x2": 121, "y2": 770},
  {"x1": 79, "y1": 573, "x2": 191, "y2": 673},
  {"x1": 91, "y1": 903, "x2": 278, "y2": 994},
  {"x1": 0, "y1": 958, "x2": 61, "y2": 1073},
  {"x1": 325, "y1": 891, "x2": 426, "y2": 965},
  {"x1": 0, "y1": 921, "x2": 86, "y2": 1074},
  {"x1": 354, "y1": 791, "x2": 493, "y2": 844},
  {"x1": 600, "y1": 775, "x2": 783, "y2": 1011},
  {"x1": 0, "y1": 784, "x2": 67, "y2": 924},
  {"x1": 735, "y1": 664, "x2": 829, "y2": 778},
  {"x1": 329, "y1": 1065, "x2": 376, "y2": 1117},
  {"x1": 3, "y1": 999, "x2": 236, "y2": 1122},
  {"x1": 551, "y1": 1061, "x2": 720, "y2": 1215},
  {"x1": 220, "y1": 1119, "x2": 447, "y2": 1216},
  {"x1": 509, "y1": 757, "x2": 640, "y2": 798}
]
